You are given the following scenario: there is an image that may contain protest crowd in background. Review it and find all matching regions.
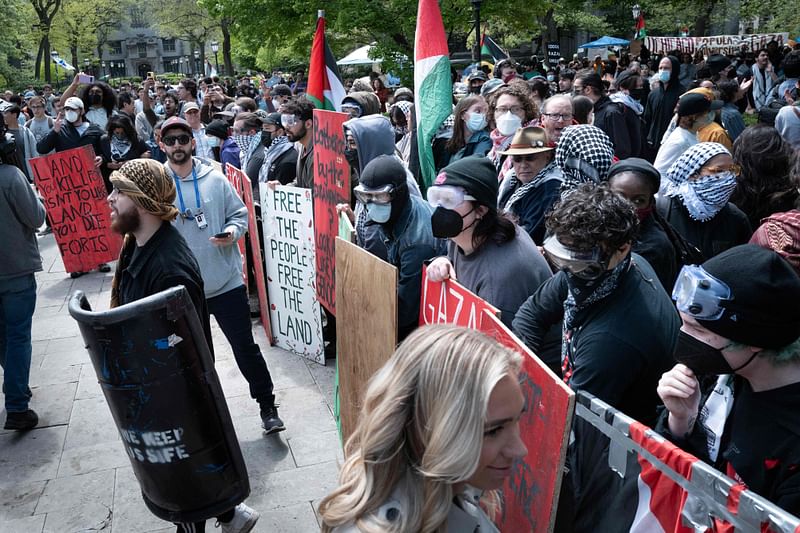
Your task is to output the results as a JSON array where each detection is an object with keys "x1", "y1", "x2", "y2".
[{"x1": 3, "y1": 7, "x2": 800, "y2": 532}]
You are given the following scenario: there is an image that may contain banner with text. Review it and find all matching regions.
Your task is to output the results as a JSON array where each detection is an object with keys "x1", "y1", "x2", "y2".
[
  {"x1": 30, "y1": 145, "x2": 122, "y2": 273},
  {"x1": 644, "y1": 33, "x2": 789, "y2": 55},
  {"x1": 262, "y1": 185, "x2": 324, "y2": 363},
  {"x1": 312, "y1": 109, "x2": 351, "y2": 315}
]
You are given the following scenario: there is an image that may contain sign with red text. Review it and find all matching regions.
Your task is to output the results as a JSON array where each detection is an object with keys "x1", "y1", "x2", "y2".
[
  {"x1": 225, "y1": 164, "x2": 273, "y2": 340},
  {"x1": 262, "y1": 185, "x2": 324, "y2": 363},
  {"x1": 312, "y1": 109, "x2": 351, "y2": 315},
  {"x1": 479, "y1": 310, "x2": 574, "y2": 533},
  {"x1": 30, "y1": 146, "x2": 122, "y2": 273},
  {"x1": 418, "y1": 269, "x2": 499, "y2": 327}
]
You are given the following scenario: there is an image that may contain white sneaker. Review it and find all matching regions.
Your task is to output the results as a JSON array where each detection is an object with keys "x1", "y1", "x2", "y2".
[{"x1": 218, "y1": 503, "x2": 260, "y2": 533}]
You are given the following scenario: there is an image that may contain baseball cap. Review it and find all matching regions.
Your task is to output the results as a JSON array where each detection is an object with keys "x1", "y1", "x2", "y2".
[
  {"x1": 161, "y1": 116, "x2": 193, "y2": 135},
  {"x1": 65, "y1": 96, "x2": 84, "y2": 110},
  {"x1": 182, "y1": 102, "x2": 200, "y2": 113}
]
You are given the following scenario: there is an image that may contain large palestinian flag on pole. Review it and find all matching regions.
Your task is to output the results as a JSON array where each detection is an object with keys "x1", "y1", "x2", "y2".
[
  {"x1": 414, "y1": 0, "x2": 452, "y2": 188},
  {"x1": 307, "y1": 11, "x2": 346, "y2": 112}
]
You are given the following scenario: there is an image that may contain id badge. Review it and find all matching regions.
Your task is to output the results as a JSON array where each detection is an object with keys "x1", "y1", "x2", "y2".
[{"x1": 195, "y1": 210, "x2": 208, "y2": 229}]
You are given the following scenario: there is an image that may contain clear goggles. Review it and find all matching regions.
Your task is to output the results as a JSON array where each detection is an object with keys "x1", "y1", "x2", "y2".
[
  {"x1": 280, "y1": 114, "x2": 300, "y2": 128},
  {"x1": 542, "y1": 235, "x2": 609, "y2": 280},
  {"x1": 354, "y1": 183, "x2": 394, "y2": 205},
  {"x1": 672, "y1": 265, "x2": 732, "y2": 321},
  {"x1": 426, "y1": 185, "x2": 475, "y2": 210}
]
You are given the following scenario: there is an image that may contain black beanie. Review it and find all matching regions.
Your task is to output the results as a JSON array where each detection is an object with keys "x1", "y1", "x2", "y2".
[
  {"x1": 205, "y1": 119, "x2": 229, "y2": 140},
  {"x1": 434, "y1": 156, "x2": 499, "y2": 212},
  {"x1": 608, "y1": 158, "x2": 661, "y2": 195},
  {"x1": 359, "y1": 155, "x2": 406, "y2": 190},
  {"x1": 698, "y1": 244, "x2": 800, "y2": 349}
]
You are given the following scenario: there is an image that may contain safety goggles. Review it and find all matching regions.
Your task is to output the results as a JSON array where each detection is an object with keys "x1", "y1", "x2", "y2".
[
  {"x1": 162, "y1": 134, "x2": 192, "y2": 146},
  {"x1": 281, "y1": 114, "x2": 300, "y2": 128},
  {"x1": 354, "y1": 184, "x2": 395, "y2": 205},
  {"x1": 542, "y1": 235, "x2": 609, "y2": 280},
  {"x1": 672, "y1": 265, "x2": 732, "y2": 321},
  {"x1": 426, "y1": 185, "x2": 475, "y2": 210}
]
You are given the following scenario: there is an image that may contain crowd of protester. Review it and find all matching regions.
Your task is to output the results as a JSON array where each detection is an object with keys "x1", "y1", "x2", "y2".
[{"x1": 3, "y1": 38, "x2": 800, "y2": 532}]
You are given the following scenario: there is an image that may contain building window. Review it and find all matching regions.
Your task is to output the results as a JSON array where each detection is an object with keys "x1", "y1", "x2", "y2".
[
  {"x1": 130, "y1": 7, "x2": 146, "y2": 28},
  {"x1": 109, "y1": 41, "x2": 122, "y2": 55},
  {"x1": 138, "y1": 43, "x2": 147, "y2": 58},
  {"x1": 162, "y1": 38, "x2": 176, "y2": 53},
  {"x1": 164, "y1": 58, "x2": 179, "y2": 73}
]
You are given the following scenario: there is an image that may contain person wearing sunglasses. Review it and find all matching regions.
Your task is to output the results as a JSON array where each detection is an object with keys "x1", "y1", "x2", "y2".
[
  {"x1": 426, "y1": 156, "x2": 551, "y2": 329},
  {"x1": 658, "y1": 142, "x2": 752, "y2": 260},
  {"x1": 656, "y1": 244, "x2": 800, "y2": 517},
  {"x1": 497, "y1": 127, "x2": 563, "y2": 245},
  {"x1": 514, "y1": 183, "x2": 679, "y2": 425},
  {"x1": 355, "y1": 155, "x2": 444, "y2": 340}
]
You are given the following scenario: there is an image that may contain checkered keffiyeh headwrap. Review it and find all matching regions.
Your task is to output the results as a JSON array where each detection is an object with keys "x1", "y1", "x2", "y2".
[
  {"x1": 750, "y1": 210, "x2": 800, "y2": 275},
  {"x1": 110, "y1": 159, "x2": 180, "y2": 222},
  {"x1": 555, "y1": 125, "x2": 615, "y2": 193},
  {"x1": 664, "y1": 142, "x2": 734, "y2": 221}
]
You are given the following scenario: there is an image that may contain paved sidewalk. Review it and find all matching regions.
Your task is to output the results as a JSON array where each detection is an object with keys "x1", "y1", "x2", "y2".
[{"x1": 0, "y1": 234, "x2": 340, "y2": 533}]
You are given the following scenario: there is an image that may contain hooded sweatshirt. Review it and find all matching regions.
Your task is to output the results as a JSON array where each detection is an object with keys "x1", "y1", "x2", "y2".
[
  {"x1": 643, "y1": 56, "x2": 686, "y2": 149},
  {"x1": 166, "y1": 157, "x2": 249, "y2": 299}
]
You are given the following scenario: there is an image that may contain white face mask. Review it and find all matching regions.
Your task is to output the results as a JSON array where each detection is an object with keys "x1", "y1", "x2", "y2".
[
  {"x1": 496, "y1": 111, "x2": 522, "y2": 136},
  {"x1": 65, "y1": 110, "x2": 79, "y2": 123}
]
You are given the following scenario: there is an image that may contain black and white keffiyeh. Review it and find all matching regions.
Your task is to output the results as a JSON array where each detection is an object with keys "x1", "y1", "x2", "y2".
[
  {"x1": 504, "y1": 161, "x2": 562, "y2": 212},
  {"x1": 258, "y1": 135, "x2": 292, "y2": 183},
  {"x1": 664, "y1": 142, "x2": 734, "y2": 221},
  {"x1": 556, "y1": 125, "x2": 615, "y2": 193}
]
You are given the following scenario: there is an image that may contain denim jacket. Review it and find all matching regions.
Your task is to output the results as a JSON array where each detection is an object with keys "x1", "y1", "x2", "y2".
[{"x1": 382, "y1": 195, "x2": 446, "y2": 339}]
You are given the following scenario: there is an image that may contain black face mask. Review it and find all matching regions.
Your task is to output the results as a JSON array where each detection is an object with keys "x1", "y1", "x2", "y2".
[
  {"x1": 674, "y1": 331, "x2": 733, "y2": 375},
  {"x1": 262, "y1": 132, "x2": 272, "y2": 146},
  {"x1": 344, "y1": 148, "x2": 359, "y2": 170},
  {"x1": 630, "y1": 88, "x2": 647, "y2": 102},
  {"x1": 89, "y1": 93, "x2": 102, "y2": 105},
  {"x1": 431, "y1": 206, "x2": 474, "y2": 239}
]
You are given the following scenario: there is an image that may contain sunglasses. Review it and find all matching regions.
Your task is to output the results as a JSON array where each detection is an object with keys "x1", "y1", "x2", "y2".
[{"x1": 162, "y1": 134, "x2": 192, "y2": 146}]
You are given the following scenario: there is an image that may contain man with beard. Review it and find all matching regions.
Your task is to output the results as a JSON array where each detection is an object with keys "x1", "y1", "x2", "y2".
[
  {"x1": 106, "y1": 158, "x2": 260, "y2": 533},
  {"x1": 642, "y1": 55, "x2": 685, "y2": 162},
  {"x1": 281, "y1": 97, "x2": 315, "y2": 189},
  {"x1": 159, "y1": 117, "x2": 284, "y2": 436}
]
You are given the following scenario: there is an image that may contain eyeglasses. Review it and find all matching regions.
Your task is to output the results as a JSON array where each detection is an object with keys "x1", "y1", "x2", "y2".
[
  {"x1": 495, "y1": 105, "x2": 523, "y2": 115},
  {"x1": 427, "y1": 185, "x2": 476, "y2": 210},
  {"x1": 512, "y1": 153, "x2": 543, "y2": 164},
  {"x1": 672, "y1": 265, "x2": 732, "y2": 320},
  {"x1": 354, "y1": 184, "x2": 395, "y2": 205},
  {"x1": 281, "y1": 114, "x2": 300, "y2": 128},
  {"x1": 542, "y1": 112, "x2": 573, "y2": 122},
  {"x1": 542, "y1": 235, "x2": 609, "y2": 280},
  {"x1": 162, "y1": 134, "x2": 192, "y2": 146}
]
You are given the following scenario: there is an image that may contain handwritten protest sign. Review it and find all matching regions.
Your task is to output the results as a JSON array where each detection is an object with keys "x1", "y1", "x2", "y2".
[
  {"x1": 312, "y1": 109, "x2": 351, "y2": 315},
  {"x1": 419, "y1": 268, "x2": 499, "y2": 327},
  {"x1": 479, "y1": 310, "x2": 574, "y2": 533},
  {"x1": 224, "y1": 165, "x2": 249, "y2": 280},
  {"x1": 30, "y1": 145, "x2": 122, "y2": 273},
  {"x1": 262, "y1": 185, "x2": 324, "y2": 363},
  {"x1": 645, "y1": 32, "x2": 789, "y2": 55}
]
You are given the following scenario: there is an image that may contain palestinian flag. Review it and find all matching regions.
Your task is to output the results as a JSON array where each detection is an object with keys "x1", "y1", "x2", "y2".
[
  {"x1": 414, "y1": 0, "x2": 452, "y2": 188},
  {"x1": 481, "y1": 33, "x2": 508, "y2": 64},
  {"x1": 307, "y1": 13, "x2": 346, "y2": 112},
  {"x1": 635, "y1": 14, "x2": 647, "y2": 40}
]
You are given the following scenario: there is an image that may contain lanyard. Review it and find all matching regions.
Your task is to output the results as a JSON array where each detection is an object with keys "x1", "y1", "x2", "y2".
[{"x1": 173, "y1": 166, "x2": 201, "y2": 218}]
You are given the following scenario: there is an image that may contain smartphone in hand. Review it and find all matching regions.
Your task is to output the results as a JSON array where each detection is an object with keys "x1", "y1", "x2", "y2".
[
  {"x1": 214, "y1": 231, "x2": 232, "y2": 239},
  {"x1": 78, "y1": 74, "x2": 94, "y2": 84}
]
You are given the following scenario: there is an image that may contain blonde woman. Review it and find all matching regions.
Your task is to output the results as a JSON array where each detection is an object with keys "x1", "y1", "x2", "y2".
[{"x1": 319, "y1": 324, "x2": 527, "y2": 533}]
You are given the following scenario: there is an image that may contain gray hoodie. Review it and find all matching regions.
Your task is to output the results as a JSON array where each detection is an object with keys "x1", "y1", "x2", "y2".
[
  {"x1": 0, "y1": 164, "x2": 44, "y2": 280},
  {"x1": 166, "y1": 157, "x2": 248, "y2": 298}
]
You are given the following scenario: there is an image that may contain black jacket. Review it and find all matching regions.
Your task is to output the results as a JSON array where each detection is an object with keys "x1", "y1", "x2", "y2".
[
  {"x1": 36, "y1": 121, "x2": 104, "y2": 155},
  {"x1": 593, "y1": 96, "x2": 640, "y2": 159},
  {"x1": 98, "y1": 135, "x2": 150, "y2": 190},
  {"x1": 657, "y1": 196, "x2": 752, "y2": 260},
  {"x1": 512, "y1": 255, "x2": 680, "y2": 425},
  {"x1": 643, "y1": 56, "x2": 686, "y2": 148},
  {"x1": 117, "y1": 223, "x2": 212, "y2": 351},
  {"x1": 633, "y1": 214, "x2": 677, "y2": 292}
]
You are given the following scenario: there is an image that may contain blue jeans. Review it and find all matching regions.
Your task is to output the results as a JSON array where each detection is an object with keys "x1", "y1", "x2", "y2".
[
  {"x1": 0, "y1": 274, "x2": 37, "y2": 413},
  {"x1": 207, "y1": 285, "x2": 275, "y2": 407}
]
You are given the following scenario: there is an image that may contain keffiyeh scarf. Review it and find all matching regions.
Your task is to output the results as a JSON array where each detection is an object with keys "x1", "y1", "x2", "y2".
[
  {"x1": 556, "y1": 125, "x2": 615, "y2": 193},
  {"x1": 664, "y1": 142, "x2": 734, "y2": 221}
]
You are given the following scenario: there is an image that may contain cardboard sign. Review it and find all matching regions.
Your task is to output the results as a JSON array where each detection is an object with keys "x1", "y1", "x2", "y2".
[
  {"x1": 644, "y1": 32, "x2": 789, "y2": 55},
  {"x1": 335, "y1": 237, "x2": 397, "y2": 443},
  {"x1": 312, "y1": 109, "x2": 351, "y2": 316},
  {"x1": 419, "y1": 268, "x2": 499, "y2": 328},
  {"x1": 546, "y1": 42, "x2": 561, "y2": 67},
  {"x1": 30, "y1": 146, "x2": 123, "y2": 273},
  {"x1": 225, "y1": 164, "x2": 272, "y2": 340},
  {"x1": 480, "y1": 311, "x2": 574, "y2": 533},
  {"x1": 338, "y1": 211, "x2": 355, "y2": 244},
  {"x1": 261, "y1": 185, "x2": 324, "y2": 363}
]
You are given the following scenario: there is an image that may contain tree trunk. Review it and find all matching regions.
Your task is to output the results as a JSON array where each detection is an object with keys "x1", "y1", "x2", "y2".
[
  {"x1": 694, "y1": 0, "x2": 717, "y2": 36},
  {"x1": 35, "y1": 39, "x2": 44, "y2": 80},
  {"x1": 221, "y1": 20, "x2": 233, "y2": 77},
  {"x1": 43, "y1": 33, "x2": 52, "y2": 83},
  {"x1": 70, "y1": 44, "x2": 78, "y2": 72}
]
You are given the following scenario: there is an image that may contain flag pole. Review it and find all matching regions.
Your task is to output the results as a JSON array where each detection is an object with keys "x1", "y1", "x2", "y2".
[{"x1": 318, "y1": 9, "x2": 324, "y2": 18}]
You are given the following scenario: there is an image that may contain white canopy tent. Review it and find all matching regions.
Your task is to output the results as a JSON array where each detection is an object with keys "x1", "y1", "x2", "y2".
[{"x1": 337, "y1": 45, "x2": 382, "y2": 66}]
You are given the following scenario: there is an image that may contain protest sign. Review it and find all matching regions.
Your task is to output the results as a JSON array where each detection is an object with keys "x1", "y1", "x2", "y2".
[
  {"x1": 225, "y1": 164, "x2": 272, "y2": 339},
  {"x1": 261, "y1": 185, "x2": 324, "y2": 363},
  {"x1": 480, "y1": 310, "x2": 574, "y2": 533},
  {"x1": 312, "y1": 109, "x2": 351, "y2": 315},
  {"x1": 30, "y1": 145, "x2": 122, "y2": 273},
  {"x1": 644, "y1": 32, "x2": 789, "y2": 55},
  {"x1": 338, "y1": 211, "x2": 355, "y2": 244},
  {"x1": 419, "y1": 268, "x2": 499, "y2": 327},
  {"x1": 546, "y1": 42, "x2": 561, "y2": 67},
  {"x1": 335, "y1": 237, "x2": 397, "y2": 443}
]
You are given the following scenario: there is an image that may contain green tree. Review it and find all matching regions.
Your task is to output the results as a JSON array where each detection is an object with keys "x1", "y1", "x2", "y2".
[
  {"x1": 30, "y1": 0, "x2": 63, "y2": 82},
  {"x1": 0, "y1": 0, "x2": 37, "y2": 87},
  {"x1": 148, "y1": 0, "x2": 220, "y2": 76}
]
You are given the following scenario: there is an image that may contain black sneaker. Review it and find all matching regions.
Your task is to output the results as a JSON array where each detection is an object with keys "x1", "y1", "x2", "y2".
[
  {"x1": 70, "y1": 271, "x2": 86, "y2": 279},
  {"x1": 37, "y1": 227, "x2": 53, "y2": 236},
  {"x1": 98, "y1": 263, "x2": 111, "y2": 273},
  {"x1": 260, "y1": 406, "x2": 285, "y2": 435},
  {"x1": 4, "y1": 409, "x2": 38, "y2": 430}
]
